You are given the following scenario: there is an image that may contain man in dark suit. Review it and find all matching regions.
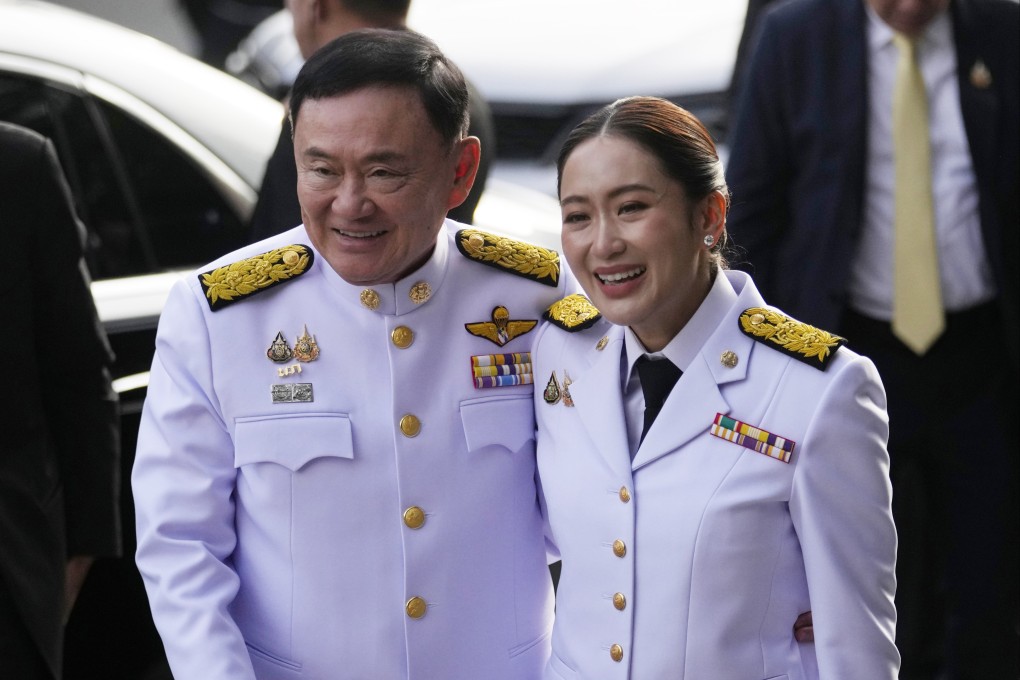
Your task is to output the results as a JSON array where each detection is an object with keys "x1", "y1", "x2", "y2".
[
  {"x1": 247, "y1": 0, "x2": 495, "y2": 243},
  {"x1": 0, "y1": 122, "x2": 122, "y2": 679},
  {"x1": 726, "y1": 0, "x2": 1018, "y2": 677}
]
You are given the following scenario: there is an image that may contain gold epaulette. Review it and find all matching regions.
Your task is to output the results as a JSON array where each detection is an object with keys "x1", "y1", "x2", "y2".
[
  {"x1": 738, "y1": 307, "x2": 845, "y2": 371},
  {"x1": 455, "y1": 229, "x2": 559, "y2": 287},
  {"x1": 544, "y1": 294, "x2": 601, "y2": 332},
  {"x1": 198, "y1": 244, "x2": 314, "y2": 311}
]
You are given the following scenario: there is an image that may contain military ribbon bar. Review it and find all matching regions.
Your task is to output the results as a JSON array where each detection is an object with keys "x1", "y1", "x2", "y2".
[
  {"x1": 471, "y1": 352, "x2": 533, "y2": 389},
  {"x1": 710, "y1": 413, "x2": 795, "y2": 463}
]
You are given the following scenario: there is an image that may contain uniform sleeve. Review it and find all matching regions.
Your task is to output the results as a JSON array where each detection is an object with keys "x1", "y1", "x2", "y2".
[
  {"x1": 132, "y1": 280, "x2": 256, "y2": 679},
  {"x1": 32, "y1": 136, "x2": 121, "y2": 558},
  {"x1": 789, "y1": 355, "x2": 900, "y2": 678}
]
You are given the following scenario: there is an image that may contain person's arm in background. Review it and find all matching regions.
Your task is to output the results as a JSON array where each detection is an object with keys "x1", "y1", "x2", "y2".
[{"x1": 30, "y1": 133, "x2": 122, "y2": 617}]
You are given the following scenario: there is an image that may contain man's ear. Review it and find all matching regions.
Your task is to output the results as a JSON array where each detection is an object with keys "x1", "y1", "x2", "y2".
[
  {"x1": 313, "y1": 0, "x2": 328, "y2": 22},
  {"x1": 447, "y1": 136, "x2": 481, "y2": 211}
]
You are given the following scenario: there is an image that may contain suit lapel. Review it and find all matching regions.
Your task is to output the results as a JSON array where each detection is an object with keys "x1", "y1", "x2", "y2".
[
  {"x1": 568, "y1": 327, "x2": 633, "y2": 478},
  {"x1": 838, "y1": 0, "x2": 869, "y2": 233},
  {"x1": 951, "y1": 0, "x2": 1001, "y2": 253},
  {"x1": 631, "y1": 272, "x2": 761, "y2": 472},
  {"x1": 631, "y1": 354, "x2": 729, "y2": 471}
]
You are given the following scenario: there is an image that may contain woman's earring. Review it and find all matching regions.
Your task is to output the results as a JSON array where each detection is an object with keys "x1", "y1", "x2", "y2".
[{"x1": 703, "y1": 234, "x2": 715, "y2": 247}]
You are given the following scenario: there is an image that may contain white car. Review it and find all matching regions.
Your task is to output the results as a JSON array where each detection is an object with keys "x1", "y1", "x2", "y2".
[
  {"x1": 230, "y1": 0, "x2": 747, "y2": 193},
  {"x1": 0, "y1": 0, "x2": 563, "y2": 407}
]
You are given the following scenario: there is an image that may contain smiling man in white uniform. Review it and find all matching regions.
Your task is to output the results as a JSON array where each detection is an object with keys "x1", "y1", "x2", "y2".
[{"x1": 133, "y1": 29, "x2": 567, "y2": 679}]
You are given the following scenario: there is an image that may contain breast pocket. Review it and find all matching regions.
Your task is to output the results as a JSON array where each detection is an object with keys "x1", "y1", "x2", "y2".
[
  {"x1": 460, "y1": 394, "x2": 535, "y2": 454},
  {"x1": 234, "y1": 412, "x2": 354, "y2": 470}
]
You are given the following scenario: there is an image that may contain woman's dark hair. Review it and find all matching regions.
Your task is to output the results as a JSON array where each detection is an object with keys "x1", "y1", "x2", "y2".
[
  {"x1": 556, "y1": 96, "x2": 729, "y2": 209},
  {"x1": 289, "y1": 28, "x2": 469, "y2": 146}
]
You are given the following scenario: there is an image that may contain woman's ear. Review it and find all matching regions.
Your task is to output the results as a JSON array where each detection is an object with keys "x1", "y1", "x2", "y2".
[{"x1": 696, "y1": 190, "x2": 727, "y2": 244}]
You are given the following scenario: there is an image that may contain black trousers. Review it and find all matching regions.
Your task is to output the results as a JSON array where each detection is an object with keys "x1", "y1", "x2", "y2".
[
  {"x1": 841, "y1": 303, "x2": 1019, "y2": 680},
  {"x1": 0, "y1": 574, "x2": 54, "y2": 680}
]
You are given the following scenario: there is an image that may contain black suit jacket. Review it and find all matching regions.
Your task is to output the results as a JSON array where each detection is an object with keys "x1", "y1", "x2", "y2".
[
  {"x1": 726, "y1": 0, "x2": 1019, "y2": 366},
  {"x1": 0, "y1": 122, "x2": 121, "y2": 677}
]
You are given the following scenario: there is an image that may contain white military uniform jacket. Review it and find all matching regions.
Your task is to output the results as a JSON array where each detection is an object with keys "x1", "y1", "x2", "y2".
[
  {"x1": 534, "y1": 271, "x2": 899, "y2": 680},
  {"x1": 133, "y1": 224, "x2": 565, "y2": 679}
]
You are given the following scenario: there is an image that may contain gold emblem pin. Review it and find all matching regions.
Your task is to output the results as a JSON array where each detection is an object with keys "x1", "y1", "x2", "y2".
[
  {"x1": 409, "y1": 281, "x2": 432, "y2": 304},
  {"x1": 562, "y1": 372, "x2": 574, "y2": 407},
  {"x1": 360, "y1": 289, "x2": 380, "y2": 310},
  {"x1": 720, "y1": 350, "x2": 738, "y2": 368},
  {"x1": 970, "y1": 60, "x2": 992, "y2": 89},
  {"x1": 293, "y1": 325, "x2": 320, "y2": 362},
  {"x1": 596, "y1": 336, "x2": 609, "y2": 351},
  {"x1": 266, "y1": 331, "x2": 293, "y2": 363},
  {"x1": 543, "y1": 371, "x2": 562, "y2": 405}
]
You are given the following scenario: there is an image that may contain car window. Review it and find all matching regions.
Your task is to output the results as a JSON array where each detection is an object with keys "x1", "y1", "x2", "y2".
[{"x1": 0, "y1": 71, "x2": 247, "y2": 280}]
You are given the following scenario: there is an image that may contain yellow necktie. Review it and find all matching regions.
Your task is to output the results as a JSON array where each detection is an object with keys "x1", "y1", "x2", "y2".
[{"x1": 891, "y1": 33, "x2": 944, "y2": 355}]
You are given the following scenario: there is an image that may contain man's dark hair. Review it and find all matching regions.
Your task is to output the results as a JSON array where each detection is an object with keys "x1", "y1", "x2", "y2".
[{"x1": 289, "y1": 28, "x2": 470, "y2": 146}]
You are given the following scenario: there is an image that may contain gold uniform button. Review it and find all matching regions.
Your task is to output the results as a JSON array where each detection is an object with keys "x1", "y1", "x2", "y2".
[
  {"x1": 619, "y1": 486, "x2": 631, "y2": 503},
  {"x1": 612, "y1": 539, "x2": 627, "y2": 558},
  {"x1": 399, "y1": 414, "x2": 421, "y2": 437},
  {"x1": 610, "y1": 644, "x2": 624, "y2": 662},
  {"x1": 613, "y1": 592, "x2": 627, "y2": 610},
  {"x1": 403, "y1": 506, "x2": 425, "y2": 529},
  {"x1": 406, "y1": 596, "x2": 427, "y2": 619},
  {"x1": 392, "y1": 326, "x2": 414, "y2": 348}
]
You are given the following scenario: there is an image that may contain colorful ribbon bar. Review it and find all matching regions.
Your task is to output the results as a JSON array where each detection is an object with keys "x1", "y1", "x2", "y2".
[
  {"x1": 710, "y1": 413, "x2": 795, "y2": 463},
  {"x1": 475, "y1": 374, "x2": 534, "y2": 388},
  {"x1": 471, "y1": 352, "x2": 530, "y2": 367},
  {"x1": 471, "y1": 353, "x2": 533, "y2": 389}
]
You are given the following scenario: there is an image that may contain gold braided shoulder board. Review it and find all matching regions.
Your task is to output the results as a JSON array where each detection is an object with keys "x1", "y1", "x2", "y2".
[
  {"x1": 198, "y1": 244, "x2": 313, "y2": 311},
  {"x1": 455, "y1": 229, "x2": 559, "y2": 287},
  {"x1": 544, "y1": 294, "x2": 602, "y2": 332},
  {"x1": 738, "y1": 307, "x2": 845, "y2": 370}
]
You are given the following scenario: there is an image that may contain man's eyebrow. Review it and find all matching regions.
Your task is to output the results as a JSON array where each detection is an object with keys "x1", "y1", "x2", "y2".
[{"x1": 301, "y1": 147, "x2": 408, "y2": 164}]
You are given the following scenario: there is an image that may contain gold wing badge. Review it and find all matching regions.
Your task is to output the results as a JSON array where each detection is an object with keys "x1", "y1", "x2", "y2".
[{"x1": 465, "y1": 306, "x2": 537, "y2": 347}]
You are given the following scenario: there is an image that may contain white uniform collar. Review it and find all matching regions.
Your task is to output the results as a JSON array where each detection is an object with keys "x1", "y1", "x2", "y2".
[
  {"x1": 622, "y1": 270, "x2": 738, "y2": 388},
  {"x1": 310, "y1": 222, "x2": 450, "y2": 316}
]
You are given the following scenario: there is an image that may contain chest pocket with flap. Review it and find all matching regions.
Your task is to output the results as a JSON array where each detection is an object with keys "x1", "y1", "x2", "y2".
[
  {"x1": 460, "y1": 394, "x2": 535, "y2": 454},
  {"x1": 233, "y1": 413, "x2": 354, "y2": 471}
]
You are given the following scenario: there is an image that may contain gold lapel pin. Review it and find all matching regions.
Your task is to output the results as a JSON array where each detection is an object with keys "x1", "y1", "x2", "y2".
[{"x1": 970, "y1": 60, "x2": 992, "y2": 89}]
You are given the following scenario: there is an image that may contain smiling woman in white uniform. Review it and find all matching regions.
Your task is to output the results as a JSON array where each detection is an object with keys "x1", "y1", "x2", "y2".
[{"x1": 533, "y1": 96, "x2": 900, "y2": 679}]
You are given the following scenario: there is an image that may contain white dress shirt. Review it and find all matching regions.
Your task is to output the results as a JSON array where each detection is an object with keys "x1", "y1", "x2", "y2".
[{"x1": 848, "y1": 3, "x2": 995, "y2": 319}]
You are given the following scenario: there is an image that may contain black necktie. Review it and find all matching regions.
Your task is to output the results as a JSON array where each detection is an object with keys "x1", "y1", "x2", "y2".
[{"x1": 636, "y1": 355, "x2": 682, "y2": 446}]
